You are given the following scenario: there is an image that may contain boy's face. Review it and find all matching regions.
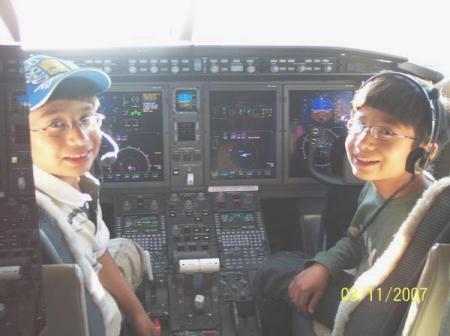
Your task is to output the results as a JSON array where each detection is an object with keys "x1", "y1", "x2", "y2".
[
  {"x1": 345, "y1": 105, "x2": 416, "y2": 183},
  {"x1": 29, "y1": 99, "x2": 101, "y2": 182}
]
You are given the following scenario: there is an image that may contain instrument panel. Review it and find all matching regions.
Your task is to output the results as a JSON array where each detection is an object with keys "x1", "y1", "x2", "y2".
[
  {"x1": 7, "y1": 45, "x2": 412, "y2": 190},
  {"x1": 92, "y1": 83, "x2": 355, "y2": 189}
]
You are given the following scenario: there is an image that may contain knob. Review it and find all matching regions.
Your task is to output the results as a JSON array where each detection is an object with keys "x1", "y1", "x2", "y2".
[
  {"x1": 150, "y1": 65, "x2": 159, "y2": 73},
  {"x1": 150, "y1": 200, "x2": 159, "y2": 211},
  {"x1": 171, "y1": 65, "x2": 180, "y2": 73},
  {"x1": 297, "y1": 65, "x2": 306, "y2": 72},
  {"x1": 216, "y1": 192, "x2": 226, "y2": 208},
  {"x1": 210, "y1": 64, "x2": 219, "y2": 73},
  {"x1": 247, "y1": 65, "x2": 256, "y2": 73},
  {"x1": 242, "y1": 193, "x2": 253, "y2": 205},
  {"x1": 270, "y1": 64, "x2": 279, "y2": 73},
  {"x1": 197, "y1": 192, "x2": 205, "y2": 201},
  {"x1": 128, "y1": 65, "x2": 137, "y2": 74},
  {"x1": 103, "y1": 66, "x2": 112, "y2": 73},
  {"x1": 122, "y1": 200, "x2": 132, "y2": 211},
  {"x1": 324, "y1": 64, "x2": 333, "y2": 72},
  {"x1": 171, "y1": 224, "x2": 181, "y2": 237},
  {"x1": 185, "y1": 200, "x2": 193, "y2": 210}
]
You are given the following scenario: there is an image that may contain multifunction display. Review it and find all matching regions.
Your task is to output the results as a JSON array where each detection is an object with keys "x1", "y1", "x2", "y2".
[
  {"x1": 209, "y1": 90, "x2": 277, "y2": 180},
  {"x1": 288, "y1": 90, "x2": 353, "y2": 178},
  {"x1": 98, "y1": 91, "x2": 164, "y2": 182}
]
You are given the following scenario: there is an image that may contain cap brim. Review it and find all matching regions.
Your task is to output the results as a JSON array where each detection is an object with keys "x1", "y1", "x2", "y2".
[{"x1": 30, "y1": 68, "x2": 111, "y2": 111}]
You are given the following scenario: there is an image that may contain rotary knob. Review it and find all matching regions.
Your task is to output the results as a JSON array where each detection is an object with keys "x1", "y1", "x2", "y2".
[
  {"x1": 270, "y1": 64, "x2": 279, "y2": 73},
  {"x1": 210, "y1": 64, "x2": 219, "y2": 73},
  {"x1": 103, "y1": 66, "x2": 112, "y2": 74},
  {"x1": 297, "y1": 65, "x2": 306, "y2": 72},
  {"x1": 323, "y1": 64, "x2": 333, "y2": 73},
  {"x1": 247, "y1": 65, "x2": 256, "y2": 73},
  {"x1": 150, "y1": 65, "x2": 159, "y2": 74},
  {"x1": 122, "y1": 200, "x2": 132, "y2": 211},
  {"x1": 171, "y1": 65, "x2": 180, "y2": 74},
  {"x1": 150, "y1": 200, "x2": 159, "y2": 211},
  {"x1": 128, "y1": 65, "x2": 137, "y2": 74}
]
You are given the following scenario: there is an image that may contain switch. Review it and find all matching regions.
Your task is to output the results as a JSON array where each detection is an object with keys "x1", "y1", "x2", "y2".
[
  {"x1": 17, "y1": 176, "x2": 26, "y2": 190},
  {"x1": 187, "y1": 171, "x2": 194, "y2": 185}
]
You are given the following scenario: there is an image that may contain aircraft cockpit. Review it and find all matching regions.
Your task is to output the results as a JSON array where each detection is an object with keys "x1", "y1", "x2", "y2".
[{"x1": 1, "y1": 1, "x2": 450, "y2": 335}]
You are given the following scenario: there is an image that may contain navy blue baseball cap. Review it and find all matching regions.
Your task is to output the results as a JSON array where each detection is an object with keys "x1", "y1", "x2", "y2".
[{"x1": 24, "y1": 54, "x2": 111, "y2": 111}]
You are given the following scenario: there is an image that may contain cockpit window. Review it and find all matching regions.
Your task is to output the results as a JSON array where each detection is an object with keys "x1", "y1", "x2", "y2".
[
  {"x1": 11, "y1": 0, "x2": 450, "y2": 75},
  {"x1": 0, "y1": 16, "x2": 14, "y2": 44}
]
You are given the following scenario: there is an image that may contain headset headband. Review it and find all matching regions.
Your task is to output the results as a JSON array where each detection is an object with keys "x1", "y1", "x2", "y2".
[{"x1": 360, "y1": 71, "x2": 440, "y2": 147}]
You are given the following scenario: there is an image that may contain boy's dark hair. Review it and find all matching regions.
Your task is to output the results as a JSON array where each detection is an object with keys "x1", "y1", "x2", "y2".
[
  {"x1": 48, "y1": 77, "x2": 99, "y2": 102},
  {"x1": 352, "y1": 73, "x2": 449, "y2": 148}
]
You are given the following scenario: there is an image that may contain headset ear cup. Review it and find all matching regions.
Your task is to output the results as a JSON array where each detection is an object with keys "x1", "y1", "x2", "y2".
[{"x1": 405, "y1": 147, "x2": 427, "y2": 174}]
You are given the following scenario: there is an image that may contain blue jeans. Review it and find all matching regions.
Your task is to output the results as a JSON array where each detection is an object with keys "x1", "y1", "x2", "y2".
[{"x1": 252, "y1": 251, "x2": 354, "y2": 336}]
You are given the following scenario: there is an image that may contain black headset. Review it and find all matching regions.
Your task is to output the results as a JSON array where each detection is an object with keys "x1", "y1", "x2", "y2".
[
  {"x1": 358, "y1": 71, "x2": 441, "y2": 175},
  {"x1": 347, "y1": 71, "x2": 442, "y2": 240}
]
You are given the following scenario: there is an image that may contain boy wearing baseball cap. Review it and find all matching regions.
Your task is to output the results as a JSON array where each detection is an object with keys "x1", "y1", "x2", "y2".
[{"x1": 25, "y1": 55, "x2": 159, "y2": 336}]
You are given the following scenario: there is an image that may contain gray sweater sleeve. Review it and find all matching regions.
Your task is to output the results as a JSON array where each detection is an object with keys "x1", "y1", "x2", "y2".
[
  {"x1": 305, "y1": 183, "x2": 369, "y2": 279},
  {"x1": 308, "y1": 236, "x2": 363, "y2": 279}
]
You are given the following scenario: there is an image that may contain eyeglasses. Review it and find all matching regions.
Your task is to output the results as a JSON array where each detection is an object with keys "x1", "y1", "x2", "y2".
[
  {"x1": 346, "y1": 119, "x2": 417, "y2": 141},
  {"x1": 30, "y1": 113, "x2": 105, "y2": 137}
]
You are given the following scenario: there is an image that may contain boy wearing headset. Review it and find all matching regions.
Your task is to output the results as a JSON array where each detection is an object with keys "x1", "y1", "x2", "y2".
[
  {"x1": 253, "y1": 72, "x2": 450, "y2": 335},
  {"x1": 25, "y1": 55, "x2": 159, "y2": 336}
]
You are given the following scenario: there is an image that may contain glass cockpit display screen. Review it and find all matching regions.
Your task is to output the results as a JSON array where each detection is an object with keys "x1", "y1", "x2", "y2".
[
  {"x1": 210, "y1": 90, "x2": 277, "y2": 180},
  {"x1": 98, "y1": 92, "x2": 164, "y2": 182},
  {"x1": 288, "y1": 90, "x2": 353, "y2": 178},
  {"x1": 220, "y1": 211, "x2": 256, "y2": 229},
  {"x1": 175, "y1": 89, "x2": 198, "y2": 112},
  {"x1": 122, "y1": 215, "x2": 160, "y2": 234}
]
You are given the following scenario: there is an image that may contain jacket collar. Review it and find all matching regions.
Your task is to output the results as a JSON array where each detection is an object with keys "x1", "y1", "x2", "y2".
[{"x1": 33, "y1": 165, "x2": 98, "y2": 208}]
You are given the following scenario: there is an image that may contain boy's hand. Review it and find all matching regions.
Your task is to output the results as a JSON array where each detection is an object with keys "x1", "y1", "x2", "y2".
[
  {"x1": 288, "y1": 263, "x2": 330, "y2": 315},
  {"x1": 129, "y1": 312, "x2": 160, "y2": 336}
]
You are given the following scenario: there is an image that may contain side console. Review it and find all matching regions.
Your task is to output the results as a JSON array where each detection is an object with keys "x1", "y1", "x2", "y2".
[{"x1": 0, "y1": 46, "x2": 44, "y2": 336}]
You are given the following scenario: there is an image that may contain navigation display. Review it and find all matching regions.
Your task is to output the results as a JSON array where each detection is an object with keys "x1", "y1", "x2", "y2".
[
  {"x1": 288, "y1": 90, "x2": 353, "y2": 178},
  {"x1": 209, "y1": 90, "x2": 277, "y2": 180},
  {"x1": 98, "y1": 91, "x2": 164, "y2": 182}
]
